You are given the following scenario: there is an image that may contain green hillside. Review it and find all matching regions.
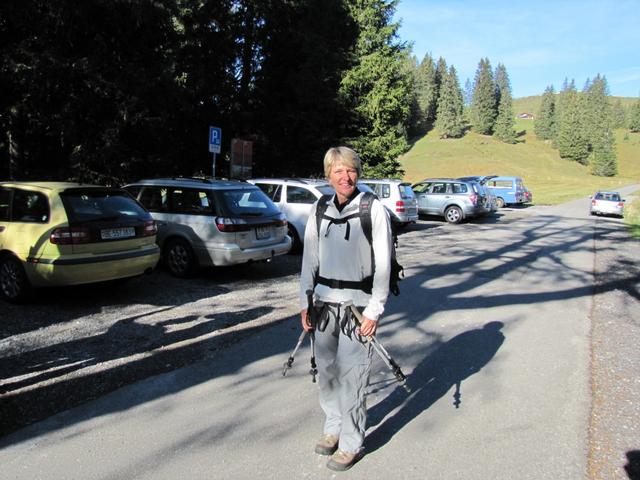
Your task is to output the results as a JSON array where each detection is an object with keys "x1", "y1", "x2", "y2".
[{"x1": 400, "y1": 101, "x2": 640, "y2": 205}]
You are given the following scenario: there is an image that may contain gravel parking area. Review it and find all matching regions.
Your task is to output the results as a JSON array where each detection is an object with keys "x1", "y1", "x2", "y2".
[{"x1": 1, "y1": 200, "x2": 639, "y2": 480}]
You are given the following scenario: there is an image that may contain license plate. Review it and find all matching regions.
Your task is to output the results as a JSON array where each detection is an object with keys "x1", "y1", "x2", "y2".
[
  {"x1": 256, "y1": 226, "x2": 271, "y2": 240},
  {"x1": 101, "y1": 227, "x2": 136, "y2": 240}
]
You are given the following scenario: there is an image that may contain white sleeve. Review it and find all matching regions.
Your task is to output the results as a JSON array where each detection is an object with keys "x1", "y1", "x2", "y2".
[
  {"x1": 362, "y1": 199, "x2": 392, "y2": 321},
  {"x1": 299, "y1": 201, "x2": 320, "y2": 310}
]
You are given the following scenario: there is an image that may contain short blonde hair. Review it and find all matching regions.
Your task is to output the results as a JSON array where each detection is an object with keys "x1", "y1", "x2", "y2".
[{"x1": 323, "y1": 146, "x2": 362, "y2": 179}]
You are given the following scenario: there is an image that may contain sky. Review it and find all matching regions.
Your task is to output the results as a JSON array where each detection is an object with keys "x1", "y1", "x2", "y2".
[{"x1": 393, "y1": 0, "x2": 640, "y2": 98}]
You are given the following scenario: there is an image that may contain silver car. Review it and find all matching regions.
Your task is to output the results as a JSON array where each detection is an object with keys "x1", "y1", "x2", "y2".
[
  {"x1": 412, "y1": 178, "x2": 490, "y2": 224},
  {"x1": 124, "y1": 178, "x2": 291, "y2": 277},
  {"x1": 360, "y1": 178, "x2": 419, "y2": 228},
  {"x1": 248, "y1": 178, "x2": 375, "y2": 252},
  {"x1": 590, "y1": 191, "x2": 625, "y2": 217}
]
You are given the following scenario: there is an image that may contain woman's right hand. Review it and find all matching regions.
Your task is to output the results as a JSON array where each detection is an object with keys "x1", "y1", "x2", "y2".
[{"x1": 300, "y1": 309, "x2": 313, "y2": 332}]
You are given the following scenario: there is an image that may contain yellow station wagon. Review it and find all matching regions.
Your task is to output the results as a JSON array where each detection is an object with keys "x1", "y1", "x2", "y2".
[{"x1": 0, "y1": 182, "x2": 160, "y2": 303}]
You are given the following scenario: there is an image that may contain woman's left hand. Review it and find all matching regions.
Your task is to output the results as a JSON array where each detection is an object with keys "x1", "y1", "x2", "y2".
[{"x1": 358, "y1": 316, "x2": 378, "y2": 337}]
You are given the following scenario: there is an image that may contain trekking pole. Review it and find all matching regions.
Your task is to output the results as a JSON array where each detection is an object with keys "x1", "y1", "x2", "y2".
[
  {"x1": 282, "y1": 290, "x2": 318, "y2": 383},
  {"x1": 344, "y1": 302, "x2": 410, "y2": 393},
  {"x1": 282, "y1": 330, "x2": 307, "y2": 376},
  {"x1": 307, "y1": 289, "x2": 318, "y2": 383}
]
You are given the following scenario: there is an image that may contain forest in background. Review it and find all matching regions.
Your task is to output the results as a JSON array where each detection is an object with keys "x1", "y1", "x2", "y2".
[{"x1": 2, "y1": 0, "x2": 639, "y2": 184}]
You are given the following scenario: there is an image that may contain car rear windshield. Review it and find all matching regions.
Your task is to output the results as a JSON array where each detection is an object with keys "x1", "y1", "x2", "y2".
[
  {"x1": 399, "y1": 184, "x2": 415, "y2": 199},
  {"x1": 60, "y1": 189, "x2": 150, "y2": 223},
  {"x1": 596, "y1": 192, "x2": 620, "y2": 201},
  {"x1": 219, "y1": 188, "x2": 281, "y2": 216}
]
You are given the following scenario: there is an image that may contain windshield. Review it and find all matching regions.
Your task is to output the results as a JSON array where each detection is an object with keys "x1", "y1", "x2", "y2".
[
  {"x1": 399, "y1": 184, "x2": 415, "y2": 199},
  {"x1": 220, "y1": 188, "x2": 281, "y2": 216},
  {"x1": 60, "y1": 189, "x2": 149, "y2": 223},
  {"x1": 317, "y1": 185, "x2": 336, "y2": 196}
]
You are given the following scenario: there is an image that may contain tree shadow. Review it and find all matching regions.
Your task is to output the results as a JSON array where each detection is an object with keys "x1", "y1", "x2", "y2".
[
  {"x1": 626, "y1": 450, "x2": 640, "y2": 480},
  {"x1": 365, "y1": 321, "x2": 505, "y2": 453},
  {"x1": 0, "y1": 305, "x2": 275, "y2": 436}
]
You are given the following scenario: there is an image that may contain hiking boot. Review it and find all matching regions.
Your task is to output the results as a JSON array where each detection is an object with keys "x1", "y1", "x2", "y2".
[
  {"x1": 314, "y1": 434, "x2": 339, "y2": 456},
  {"x1": 326, "y1": 448, "x2": 363, "y2": 471}
]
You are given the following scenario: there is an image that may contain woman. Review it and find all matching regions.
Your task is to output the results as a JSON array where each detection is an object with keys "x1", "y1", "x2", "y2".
[{"x1": 299, "y1": 146, "x2": 392, "y2": 471}]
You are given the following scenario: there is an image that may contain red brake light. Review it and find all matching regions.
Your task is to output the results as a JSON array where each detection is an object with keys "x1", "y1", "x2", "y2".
[
  {"x1": 50, "y1": 227, "x2": 91, "y2": 244},
  {"x1": 469, "y1": 193, "x2": 478, "y2": 206},
  {"x1": 215, "y1": 217, "x2": 251, "y2": 232},
  {"x1": 395, "y1": 200, "x2": 405, "y2": 213}
]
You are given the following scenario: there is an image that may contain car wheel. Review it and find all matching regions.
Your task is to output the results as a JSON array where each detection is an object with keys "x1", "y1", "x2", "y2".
[
  {"x1": 0, "y1": 255, "x2": 32, "y2": 303},
  {"x1": 496, "y1": 197, "x2": 505, "y2": 208},
  {"x1": 163, "y1": 238, "x2": 197, "y2": 278},
  {"x1": 287, "y1": 225, "x2": 302, "y2": 254},
  {"x1": 444, "y1": 206, "x2": 463, "y2": 224}
]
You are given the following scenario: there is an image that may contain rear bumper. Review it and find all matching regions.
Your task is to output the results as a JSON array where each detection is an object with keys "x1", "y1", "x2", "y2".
[
  {"x1": 591, "y1": 206, "x2": 623, "y2": 216},
  {"x1": 24, "y1": 245, "x2": 160, "y2": 286},
  {"x1": 392, "y1": 211, "x2": 419, "y2": 223},
  {"x1": 198, "y1": 237, "x2": 292, "y2": 266}
]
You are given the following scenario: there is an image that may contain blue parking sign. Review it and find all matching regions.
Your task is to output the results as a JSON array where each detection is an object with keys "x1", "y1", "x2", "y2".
[{"x1": 209, "y1": 126, "x2": 221, "y2": 154}]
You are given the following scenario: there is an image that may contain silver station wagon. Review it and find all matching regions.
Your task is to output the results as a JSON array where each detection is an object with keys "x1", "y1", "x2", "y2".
[{"x1": 124, "y1": 178, "x2": 291, "y2": 277}]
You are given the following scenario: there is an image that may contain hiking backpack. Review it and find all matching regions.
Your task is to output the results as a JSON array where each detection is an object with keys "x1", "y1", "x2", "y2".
[{"x1": 314, "y1": 192, "x2": 404, "y2": 296}]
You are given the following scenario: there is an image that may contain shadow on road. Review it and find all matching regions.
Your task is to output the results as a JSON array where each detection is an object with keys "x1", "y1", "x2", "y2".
[
  {"x1": 365, "y1": 322, "x2": 505, "y2": 453},
  {"x1": 626, "y1": 450, "x2": 640, "y2": 480}
]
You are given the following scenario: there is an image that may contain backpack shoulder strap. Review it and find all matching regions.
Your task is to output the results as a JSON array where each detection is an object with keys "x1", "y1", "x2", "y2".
[
  {"x1": 359, "y1": 192, "x2": 374, "y2": 246},
  {"x1": 315, "y1": 194, "x2": 333, "y2": 236}
]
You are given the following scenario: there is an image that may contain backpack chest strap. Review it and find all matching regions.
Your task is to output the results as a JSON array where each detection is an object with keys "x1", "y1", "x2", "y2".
[{"x1": 321, "y1": 212, "x2": 361, "y2": 240}]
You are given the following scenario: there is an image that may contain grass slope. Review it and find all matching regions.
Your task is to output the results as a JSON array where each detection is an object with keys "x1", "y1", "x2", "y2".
[{"x1": 400, "y1": 118, "x2": 640, "y2": 205}]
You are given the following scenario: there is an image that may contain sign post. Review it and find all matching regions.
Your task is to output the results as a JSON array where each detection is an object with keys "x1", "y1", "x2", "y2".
[{"x1": 208, "y1": 126, "x2": 222, "y2": 178}]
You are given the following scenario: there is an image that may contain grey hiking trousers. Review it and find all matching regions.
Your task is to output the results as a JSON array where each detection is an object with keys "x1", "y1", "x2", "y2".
[{"x1": 313, "y1": 303, "x2": 372, "y2": 454}]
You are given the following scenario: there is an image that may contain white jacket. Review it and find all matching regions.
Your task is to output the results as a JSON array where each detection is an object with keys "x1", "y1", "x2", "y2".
[{"x1": 299, "y1": 191, "x2": 392, "y2": 321}]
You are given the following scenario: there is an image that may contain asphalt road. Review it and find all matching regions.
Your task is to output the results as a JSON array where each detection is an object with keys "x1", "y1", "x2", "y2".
[{"x1": 1, "y1": 187, "x2": 639, "y2": 480}]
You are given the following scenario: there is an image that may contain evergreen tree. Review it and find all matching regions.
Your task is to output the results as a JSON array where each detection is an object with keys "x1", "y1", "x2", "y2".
[
  {"x1": 628, "y1": 97, "x2": 640, "y2": 132},
  {"x1": 535, "y1": 85, "x2": 556, "y2": 140},
  {"x1": 493, "y1": 63, "x2": 516, "y2": 143},
  {"x1": 249, "y1": 0, "x2": 356, "y2": 175},
  {"x1": 435, "y1": 66, "x2": 465, "y2": 138},
  {"x1": 470, "y1": 58, "x2": 497, "y2": 134},
  {"x1": 583, "y1": 75, "x2": 617, "y2": 176},
  {"x1": 1, "y1": 0, "x2": 184, "y2": 182},
  {"x1": 413, "y1": 52, "x2": 438, "y2": 133},
  {"x1": 435, "y1": 56, "x2": 448, "y2": 101},
  {"x1": 611, "y1": 99, "x2": 627, "y2": 129},
  {"x1": 339, "y1": 0, "x2": 412, "y2": 177},
  {"x1": 555, "y1": 81, "x2": 589, "y2": 164}
]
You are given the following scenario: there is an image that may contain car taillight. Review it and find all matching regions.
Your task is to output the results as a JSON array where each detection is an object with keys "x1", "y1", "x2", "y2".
[
  {"x1": 215, "y1": 217, "x2": 251, "y2": 232},
  {"x1": 274, "y1": 218, "x2": 288, "y2": 227},
  {"x1": 617, "y1": 202, "x2": 624, "y2": 207},
  {"x1": 591, "y1": 200, "x2": 597, "y2": 206},
  {"x1": 50, "y1": 227, "x2": 91, "y2": 244},
  {"x1": 143, "y1": 220, "x2": 157, "y2": 236},
  {"x1": 395, "y1": 200, "x2": 406, "y2": 213},
  {"x1": 469, "y1": 193, "x2": 478, "y2": 206}
]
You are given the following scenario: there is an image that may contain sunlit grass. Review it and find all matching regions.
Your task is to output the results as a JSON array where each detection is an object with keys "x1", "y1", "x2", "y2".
[
  {"x1": 625, "y1": 192, "x2": 640, "y2": 238},
  {"x1": 400, "y1": 120, "x2": 640, "y2": 206}
]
